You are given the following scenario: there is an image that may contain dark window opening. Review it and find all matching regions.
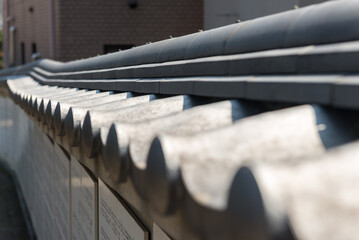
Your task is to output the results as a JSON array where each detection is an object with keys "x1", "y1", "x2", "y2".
[
  {"x1": 128, "y1": 0, "x2": 138, "y2": 9},
  {"x1": 32, "y1": 43, "x2": 37, "y2": 54},
  {"x1": 31, "y1": 43, "x2": 41, "y2": 60},
  {"x1": 21, "y1": 42, "x2": 25, "y2": 64},
  {"x1": 103, "y1": 44, "x2": 134, "y2": 54}
]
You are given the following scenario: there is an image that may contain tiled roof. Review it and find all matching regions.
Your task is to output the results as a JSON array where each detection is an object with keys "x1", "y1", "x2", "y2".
[{"x1": 2, "y1": 1, "x2": 359, "y2": 239}]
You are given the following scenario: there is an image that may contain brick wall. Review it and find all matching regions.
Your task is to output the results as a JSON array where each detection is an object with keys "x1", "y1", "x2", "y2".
[
  {"x1": 5, "y1": 0, "x2": 52, "y2": 66},
  {"x1": 4, "y1": 0, "x2": 203, "y2": 65},
  {"x1": 56, "y1": 0, "x2": 203, "y2": 62}
]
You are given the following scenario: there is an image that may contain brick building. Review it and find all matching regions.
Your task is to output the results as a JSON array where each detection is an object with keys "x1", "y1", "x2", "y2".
[{"x1": 2, "y1": 0, "x2": 203, "y2": 67}]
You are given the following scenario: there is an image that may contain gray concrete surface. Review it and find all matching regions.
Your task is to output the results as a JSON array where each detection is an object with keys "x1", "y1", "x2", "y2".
[{"x1": 0, "y1": 163, "x2": 31, "y2": 240}]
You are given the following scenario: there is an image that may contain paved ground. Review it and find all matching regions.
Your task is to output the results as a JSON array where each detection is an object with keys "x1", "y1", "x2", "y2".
[{"x1": 0, "y1": 163, "x2": 31, "y2": 240}]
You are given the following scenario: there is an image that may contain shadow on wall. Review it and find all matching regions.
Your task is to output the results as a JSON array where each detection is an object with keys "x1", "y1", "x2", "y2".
[{"x1": 313, "y1": 105, "x2": 359, "y2": 149}]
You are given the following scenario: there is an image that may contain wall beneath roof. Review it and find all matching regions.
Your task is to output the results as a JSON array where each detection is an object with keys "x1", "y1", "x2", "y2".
[{"x1": 0, "y1": 83, "x2": 174, "y2": 240}]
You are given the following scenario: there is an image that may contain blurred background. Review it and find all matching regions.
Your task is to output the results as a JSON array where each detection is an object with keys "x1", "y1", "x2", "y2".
[{"x1": 0, "y1": 0, "x2": 329, "y2": 68}]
